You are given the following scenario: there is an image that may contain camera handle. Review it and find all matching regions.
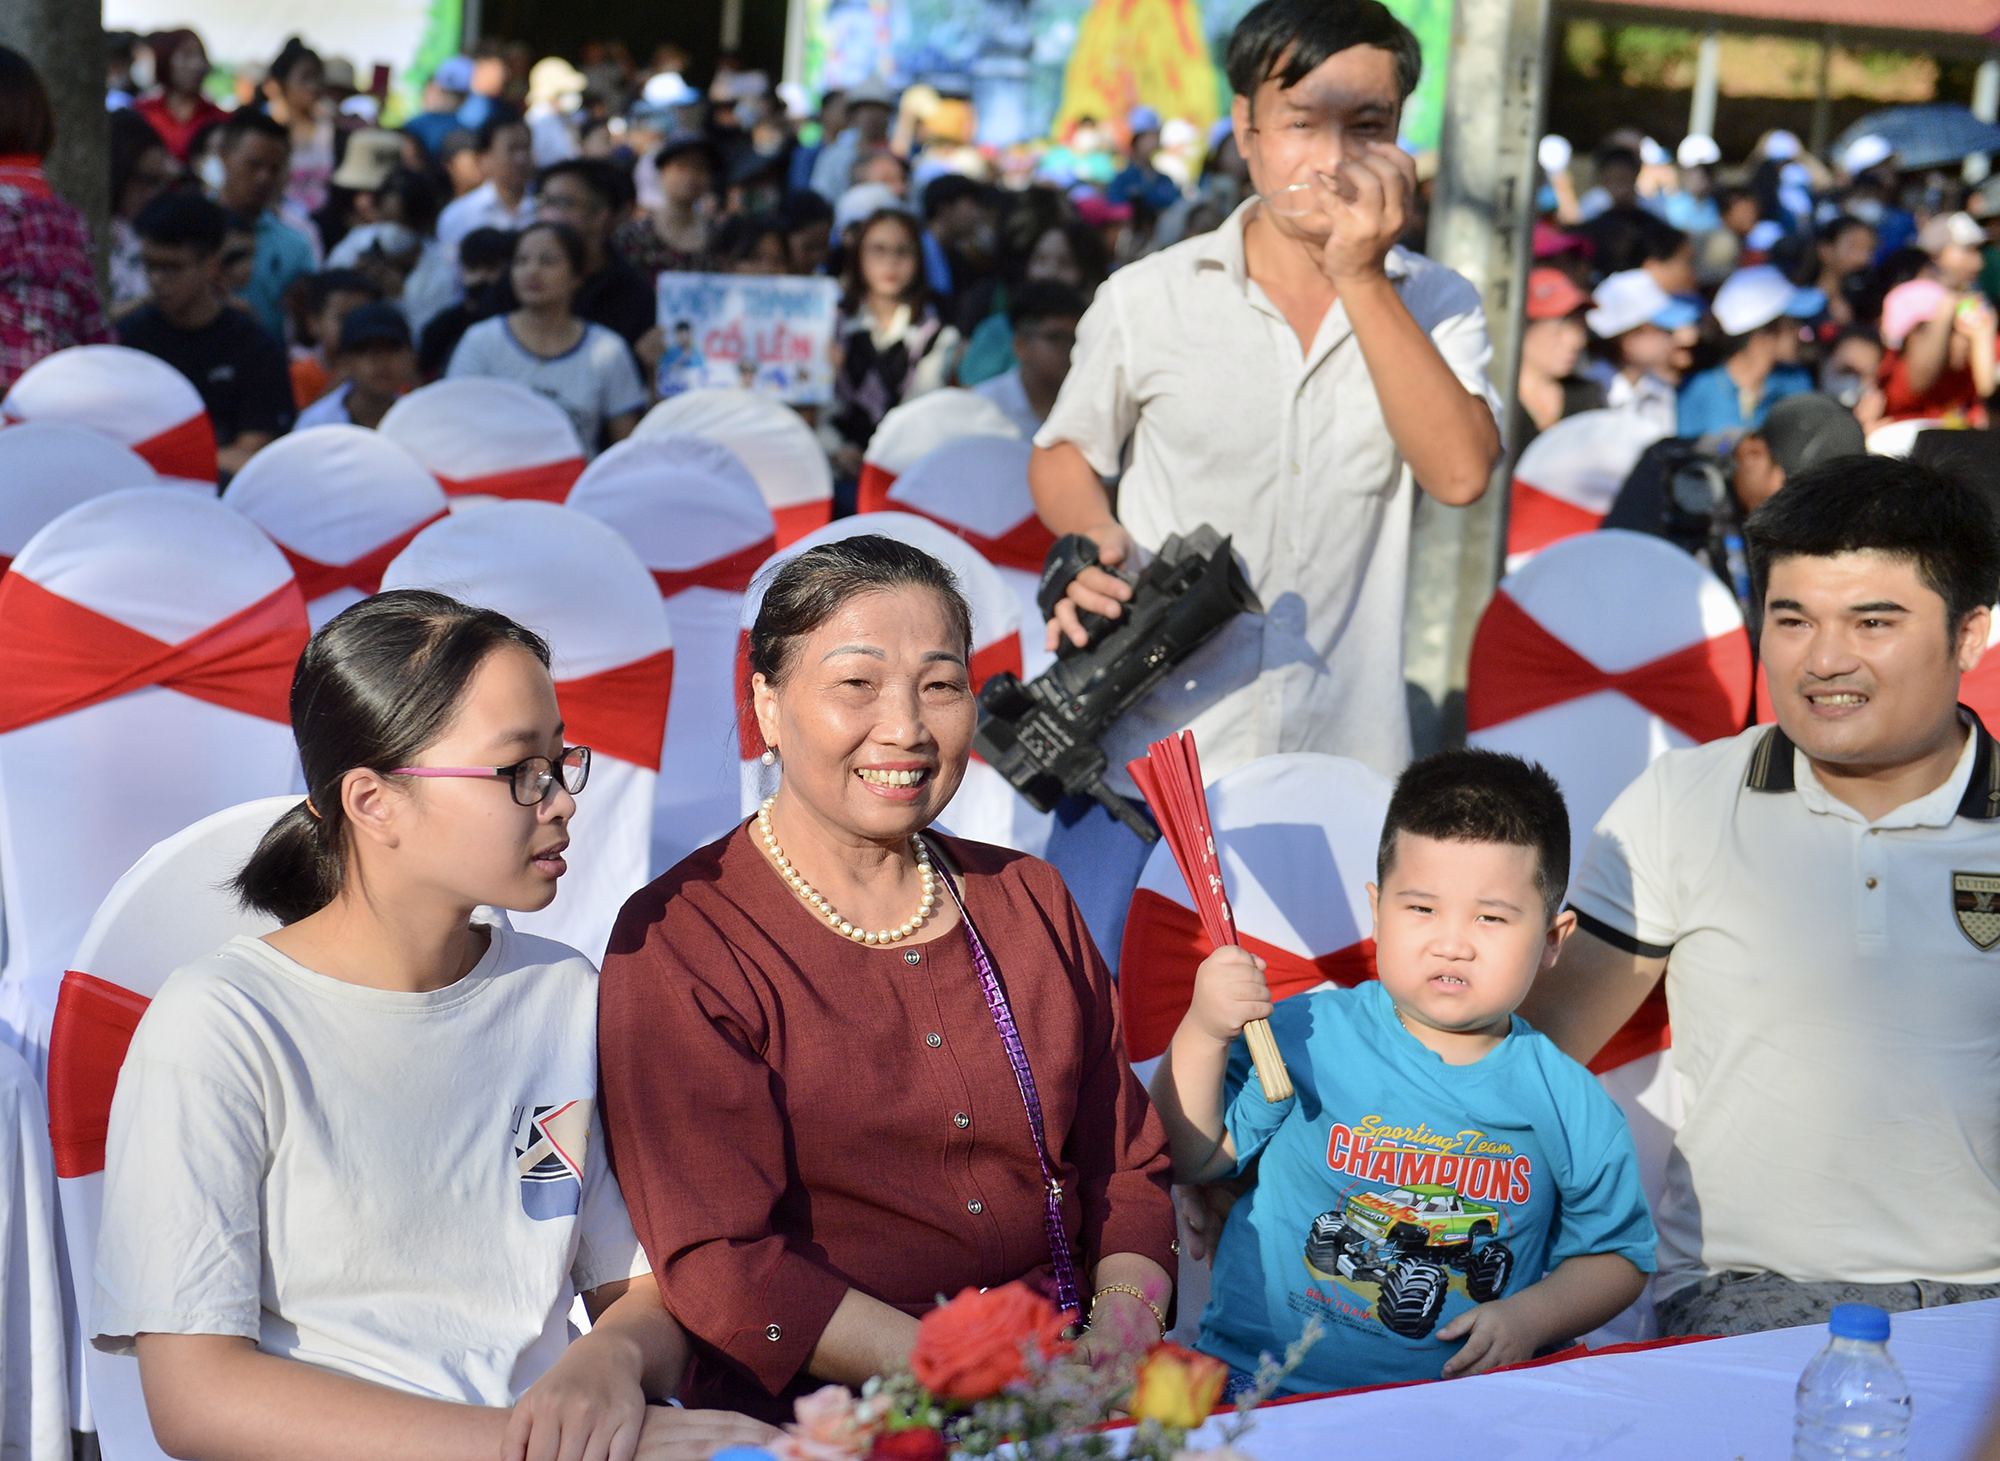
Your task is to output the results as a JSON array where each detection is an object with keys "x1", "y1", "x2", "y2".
[{"x1": 1038, "y1": 533, "x2": 1139, "y2": 652}]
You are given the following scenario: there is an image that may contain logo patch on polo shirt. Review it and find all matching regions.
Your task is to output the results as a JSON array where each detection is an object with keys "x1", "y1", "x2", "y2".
[{"x1": 1952, "y1": 872, "x2": 2000, "y2": 950}]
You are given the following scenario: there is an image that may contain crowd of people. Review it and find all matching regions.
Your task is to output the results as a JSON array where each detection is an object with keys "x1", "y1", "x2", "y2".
[{"x1": 2, "y1": 0, "x2": 2000, "y2": 1457}]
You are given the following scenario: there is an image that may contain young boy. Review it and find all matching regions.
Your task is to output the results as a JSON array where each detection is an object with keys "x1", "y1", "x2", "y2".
[
  {"x1": 1151, "y1": 750, "x2": 1657, "y2": 1392},
  {"x1": 295, "y1": 303, "x2": 417, "y2": 430}
]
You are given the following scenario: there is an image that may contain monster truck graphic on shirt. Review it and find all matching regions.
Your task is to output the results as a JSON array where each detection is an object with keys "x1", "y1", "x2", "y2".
[{"x1": 1304, "y1": 1184, "x2": 1516, "y2": 1339}]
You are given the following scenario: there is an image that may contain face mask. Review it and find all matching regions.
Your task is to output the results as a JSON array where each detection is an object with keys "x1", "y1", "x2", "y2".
[
  {"x1": 1847, "y1": 197, "x2": 1884, "y2": 225},
  {"x1": 1822, "y1": 367, "x2": 1866, "y2": 409},
  {"x1": 199, "y1": 153, "x2": 226, "y2": 192}
]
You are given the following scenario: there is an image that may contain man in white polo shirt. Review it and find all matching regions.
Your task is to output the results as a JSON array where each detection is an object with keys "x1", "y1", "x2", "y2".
[
  {"x1": 1028, "y1": 0, "x2": 1503, "y2": 960},
  {"x1": 1522, "y1": 454, "x2": 2000, "y2": 1335}
]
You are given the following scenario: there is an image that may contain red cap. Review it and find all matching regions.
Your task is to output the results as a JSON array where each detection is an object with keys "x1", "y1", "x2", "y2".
[{"x1": 1525, "y1": 267, "x2": 1590, "y2": 320}]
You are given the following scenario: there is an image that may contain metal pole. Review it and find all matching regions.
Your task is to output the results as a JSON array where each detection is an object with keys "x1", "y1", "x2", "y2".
[
  {"x1": 782, "y1": 0, "x2": 808, "y2": 88},
  {"x1": 1808, "y1": 27, "x2": 1835, "y2": 159},
  {"x1": 721, "y1": 0, "x2": 746, "y2": 55},
  {"x1": 1968, "y1": 53, "x2": 1999, "y2": 185},
  {"x1": 1403, "y1": 0, "x2": 1551, "y2": 754},
  {"x1": 1688, "y1": 28, "x2": 1720, "y2": 142},
  {"x1": 0, "y1": 0, "x2": 109, "y2": 294},
  {"x1": 462, "y1": 0, "x2": 483, "y2": 53}
]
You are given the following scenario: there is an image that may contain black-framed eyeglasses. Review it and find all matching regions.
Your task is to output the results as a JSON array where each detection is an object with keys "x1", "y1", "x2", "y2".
[{"x1": 392, "y1": 746, "x2": 592, "y2": 806}]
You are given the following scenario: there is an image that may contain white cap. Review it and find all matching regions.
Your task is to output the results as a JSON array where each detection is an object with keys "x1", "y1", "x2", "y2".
[
  {"x1": 1640, "y1": 137, "x2": 1670, "y2": 167},
  {"x1": 1713, "y1": 264, "x2": 1826, "y2": 336},
  {"x1": 642, "y1": 71, "x2": 700, "y2": 108},
  {"x1": 834, "y1": 181, "x2": 912, "y2": 232},
  {"x1": 1842, "y1": 134, "x2": 1894, "y2": 174},
  {"x1": 1538, "y1": 135, "x2": 1573, "y2": 174},
  {"x1": 1917, "y1": 210, "x2": 1986, "y2": 253},
  {"x1": 1587, "y1": 269, "x2": 1702, "y2": 338},
  {"x1": 1677, "y1": 134, "x2": 1721, "y2": 168},
  {"x1": 1745, "y1": 219, "x2": 1786, "y2": 251},
  {"x1": 1764, "y1": 129, "x2": 1802, "y2": 161}
]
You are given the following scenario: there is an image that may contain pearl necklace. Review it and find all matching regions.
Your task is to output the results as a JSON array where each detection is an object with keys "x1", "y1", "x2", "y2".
[{"x1": 757, "y1": 796, "x2": 937, "y2": 945}]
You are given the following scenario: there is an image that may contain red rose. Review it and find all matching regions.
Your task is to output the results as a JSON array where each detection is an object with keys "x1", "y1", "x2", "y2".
[
  {"x1": 908, "y1": 1283, "x2": 1074, "y2": 1401},
  {"x1": 869, "y1": 1428, "x2": 948, "y2": 1461}
]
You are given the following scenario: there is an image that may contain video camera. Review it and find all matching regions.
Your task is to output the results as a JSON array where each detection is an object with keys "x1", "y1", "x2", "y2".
[
  {"x1": 972, "y1": 526, "x2": 1261, "y2": 841},
  {"x1": 1604, "y1": 434, "x2": 1752, "y2": 611}
]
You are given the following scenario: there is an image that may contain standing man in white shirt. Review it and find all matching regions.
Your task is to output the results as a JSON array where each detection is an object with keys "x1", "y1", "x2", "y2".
[
  {"x1": 1029, "y1": 0, "x2": 1503, "y2": 962},
  {"x1": 437, "y1": 111, "x2": 537, "y2": 249},
  {"x1": 1523, "y1": 455, "x2": 2000, "y2": 1335}
]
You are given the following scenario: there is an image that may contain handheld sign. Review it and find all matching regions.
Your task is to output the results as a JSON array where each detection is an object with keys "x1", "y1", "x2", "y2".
[{"x1": 656, "y1": 273, "x2": 840, "y2": 406}]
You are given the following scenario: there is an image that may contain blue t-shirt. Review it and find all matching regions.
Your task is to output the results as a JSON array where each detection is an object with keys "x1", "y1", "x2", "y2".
[
  {"x1": 1198, "y1": 981, "x2": 1657, "y2": 1393},
  {"x1": 1676, "y1": 362, "x2": 1814, "y2": 437}
]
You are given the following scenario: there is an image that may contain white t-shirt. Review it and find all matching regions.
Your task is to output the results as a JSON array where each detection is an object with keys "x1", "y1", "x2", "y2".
[
  {"x1": 92, "y1": 926, "x2": 650, "y2": 1404},
  {"x1": 1570, "y1": 717, "x2": 2000, "y2": 1295},
  {"x1": 447, "y1": 316, "x2": 647, "y2": 456},
  {"x1": 295, "y1": 381, "x2": 353, "y2": 428},
  {"x1": 437, "y1": 181, "x2": 536, "y2": 247},
  {"x1": 972, "y1": 368, "x2": 1043, "y2": 439},
  {"x1": 1036, "y1": 201, "x2": 1502, "y2": 790}
]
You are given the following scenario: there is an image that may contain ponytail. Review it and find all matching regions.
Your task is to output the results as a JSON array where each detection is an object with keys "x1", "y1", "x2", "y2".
[{"x1": 232, "y1": 589, "x2": 550, "y2": 924}]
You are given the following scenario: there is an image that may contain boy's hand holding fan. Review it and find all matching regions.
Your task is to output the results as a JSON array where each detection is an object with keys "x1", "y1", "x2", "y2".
[{"x1": 1127, "y1": 733, "x2": 1295, "y2": 1102}]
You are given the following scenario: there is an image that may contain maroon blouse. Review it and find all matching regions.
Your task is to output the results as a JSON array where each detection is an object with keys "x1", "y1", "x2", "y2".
[{"x1": 598, "y1": 826, "x2": 1176, "y2": 1421}]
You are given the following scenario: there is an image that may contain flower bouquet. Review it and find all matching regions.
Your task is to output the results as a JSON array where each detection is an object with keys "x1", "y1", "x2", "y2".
[{"x1": 729, "y1": 1283, "x2": 1321, "y2": 1461}]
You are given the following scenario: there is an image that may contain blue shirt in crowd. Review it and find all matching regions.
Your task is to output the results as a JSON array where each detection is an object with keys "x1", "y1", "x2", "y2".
[
  {"x1": 1199, "y1": 980, "x2": 1657, "y2": 1393},
  {"x1": 244, "y1": 211, "x2": 316, "y2": 342},
  {"x1": 1676, "y1": 362, "x2": 1814, "y2": 437}
]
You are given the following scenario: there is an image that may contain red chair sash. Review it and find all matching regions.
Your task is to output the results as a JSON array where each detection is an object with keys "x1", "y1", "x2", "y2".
[
  {"x1": 1466, "y1": 589, "x2": 1752, "y2": 744},
  {"x1": 890, "y1": 499, "x2": 1058, "y2": 574},
  {"x1": 651, "y1": 535, "x2": 776, "y2": 598},
  {"x1": 1505, "y1": 480, "x2": 1603, "y2": 558},
  {"x1": 1118, "y1": 887, "x2": 1376, "y2": 1061},
  {"x1": 275, "y1": 512, "x2": 447, "y2": 601},
  {"x1": 434, "y1": 457, "x2": 584, "y2": 502},
  {"x1": 771, "y1": 499, "x2": 833, "y2": 547},
  {"x1": 133, "y1": 413, "x2": 218, "y2": 484},
  {"x1": 856, "y1": 462, "x2": 896, "y2": 515},
  {"x1": 48, "y1": 970, "x2": 150, "y2": 1178},
  {"x1": 0, "y1": 576, "x2": 308, "y2": 733},
  {"x1": 556, "y1": 647, "x2": 674, "y2": 771},
  {"x1": 1588, "y1": 984, "x2": 1671, "y2": 1075}
]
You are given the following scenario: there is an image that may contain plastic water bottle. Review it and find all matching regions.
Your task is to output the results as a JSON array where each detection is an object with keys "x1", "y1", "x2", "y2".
[{"x1": 1792, "y1": 1304, "x2": 1911, "y2": 1460}]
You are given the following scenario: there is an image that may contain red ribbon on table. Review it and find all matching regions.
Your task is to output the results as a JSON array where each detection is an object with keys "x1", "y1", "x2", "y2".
[
  {"x1": 275, "y1": 512, "x2": 447, "y2": 601},
  {"x1": 1466, "y1": 589, "x2": 1752, "y2": 744},
  {"x1": 433, "y1": 457, "x2": 585, "y2": 502},
  {"x1": 650, "y1": 535, "x2": 776, "y2": 598},
  {"x1": 556, "y1": 648, "x2": 674, "y2": 772},
  {"x1": 0, "y1": 576, "x2": 308, "y2": 733},
  {"x1": 1505, "y1": 480, "x2": 1605, "y2": 560},
  {"x1": 132, "y1": 412, "x2": 219, "y2": 485},
  {"x1": 1118, "y1": 887, "x2": 1377, "y2": 1062},
  {"x1": 47, "y1": 971, "x2": 149, "y2": 1178}
]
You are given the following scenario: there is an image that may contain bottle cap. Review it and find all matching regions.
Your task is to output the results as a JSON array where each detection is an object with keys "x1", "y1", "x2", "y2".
[{"x1": 1829, "y1": 1303, "x2": 1891, "y2": 1342}]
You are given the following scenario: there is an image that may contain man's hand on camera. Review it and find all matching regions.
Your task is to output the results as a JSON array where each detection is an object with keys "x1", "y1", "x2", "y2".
[
  {"x1": 1046, "y1": 520, "x2": 1138, "y2": 651},
  {"x1": 1316, "y1": 141, "x2": 1417, "y2": 286}
]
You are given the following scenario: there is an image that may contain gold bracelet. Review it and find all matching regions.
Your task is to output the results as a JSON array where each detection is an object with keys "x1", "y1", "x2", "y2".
[{"x1": 1089, "y1": 1284, "x2": 1165, "y2": 1338}]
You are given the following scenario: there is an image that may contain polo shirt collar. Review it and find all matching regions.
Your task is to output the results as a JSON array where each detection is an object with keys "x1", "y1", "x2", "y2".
[{"x1": 1745, "y1": 706, "x2": 2000, "y2": 825}]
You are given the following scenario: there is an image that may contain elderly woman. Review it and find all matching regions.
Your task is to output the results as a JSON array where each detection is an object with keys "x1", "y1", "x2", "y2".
[{"x1": 599, "y1": 536, "x2": 1176, "y2": 1422}]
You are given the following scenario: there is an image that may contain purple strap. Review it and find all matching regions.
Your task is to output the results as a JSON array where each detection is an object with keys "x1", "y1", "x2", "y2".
[{"x1": 925, "y1": 839, "x2": 1083, "y2": 1320}]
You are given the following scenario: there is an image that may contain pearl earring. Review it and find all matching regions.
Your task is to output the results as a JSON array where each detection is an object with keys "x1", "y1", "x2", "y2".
[{"x1": 761, "y1": 746, "x2": 777, "y2": 766}]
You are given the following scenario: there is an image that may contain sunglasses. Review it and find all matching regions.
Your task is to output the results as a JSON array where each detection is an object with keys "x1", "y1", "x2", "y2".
[{"x1": 393, "y1": 746, "x2": 592, "y2": 807}]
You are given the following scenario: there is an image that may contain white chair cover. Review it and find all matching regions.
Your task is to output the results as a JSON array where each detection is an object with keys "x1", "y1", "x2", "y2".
[
  {"x1": 223, "y1": 425, "x2": 450, "y2": 628},
  {"x1": 567, "y1": 433, "x2": 778, "y2": 874},
  {"x1": 0, "y1": 345, "x2": 217, "y2": 489},
  {"x1": 50, "y1": 796, "x2": 294, "y2": 1461},
  {"x1": 1467, "y1": 529, "x2": 1752, "y2": 1343},
  {"x1": 856, "y1": 387, "x2": 1021, "y2": 510},
  {"x1": 636, "y1": 388, "x2": 832, "y2": 546},
  {"x1": 0, "y1": 1040, "x2": 66, "y2": 1460},
  {"x1": 1505, "y1": 408, "x2": 1666, "y2": 571},
  {"x1": 736, "y1": 512, "x2": 1049, "y2": 854},
  {"x1": 384, "y1": 502, "x2": 673, "y2": 961},
  {"x1": 1117, "y1": 752, "x2": 1390, "y2": 1340},
  {"x1": 0, "y1": 424, "x2": 165, "y2": 573},
  {"x1": 378, "y1": 378, "x2": 587, "y2": 506},
  {"x1": 0, "y1": 488, "x2": 305, "y2": 1073},
  {"x1": 877, "y1": 435, "x2": 1057, "y2": 680}
]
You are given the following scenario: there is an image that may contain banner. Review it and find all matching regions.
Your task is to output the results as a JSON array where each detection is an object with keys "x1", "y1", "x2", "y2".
[
  {"x1": 801, "y1": 0, "x2": 1452, "y2": 154},
  {"x1": 656, "y1": 273, "x2": 842, "y2": 407}
]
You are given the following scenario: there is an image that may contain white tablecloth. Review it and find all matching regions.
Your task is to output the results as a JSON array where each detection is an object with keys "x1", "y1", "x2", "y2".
[{"x1": 1187, "y1": 1299, "x2": 2000, "y2": 1460}]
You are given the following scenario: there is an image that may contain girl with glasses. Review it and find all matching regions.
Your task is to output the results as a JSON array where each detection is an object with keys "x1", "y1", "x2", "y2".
[{"x1": 92, "y1": 589, "x2": 775, "y2": 1461}]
